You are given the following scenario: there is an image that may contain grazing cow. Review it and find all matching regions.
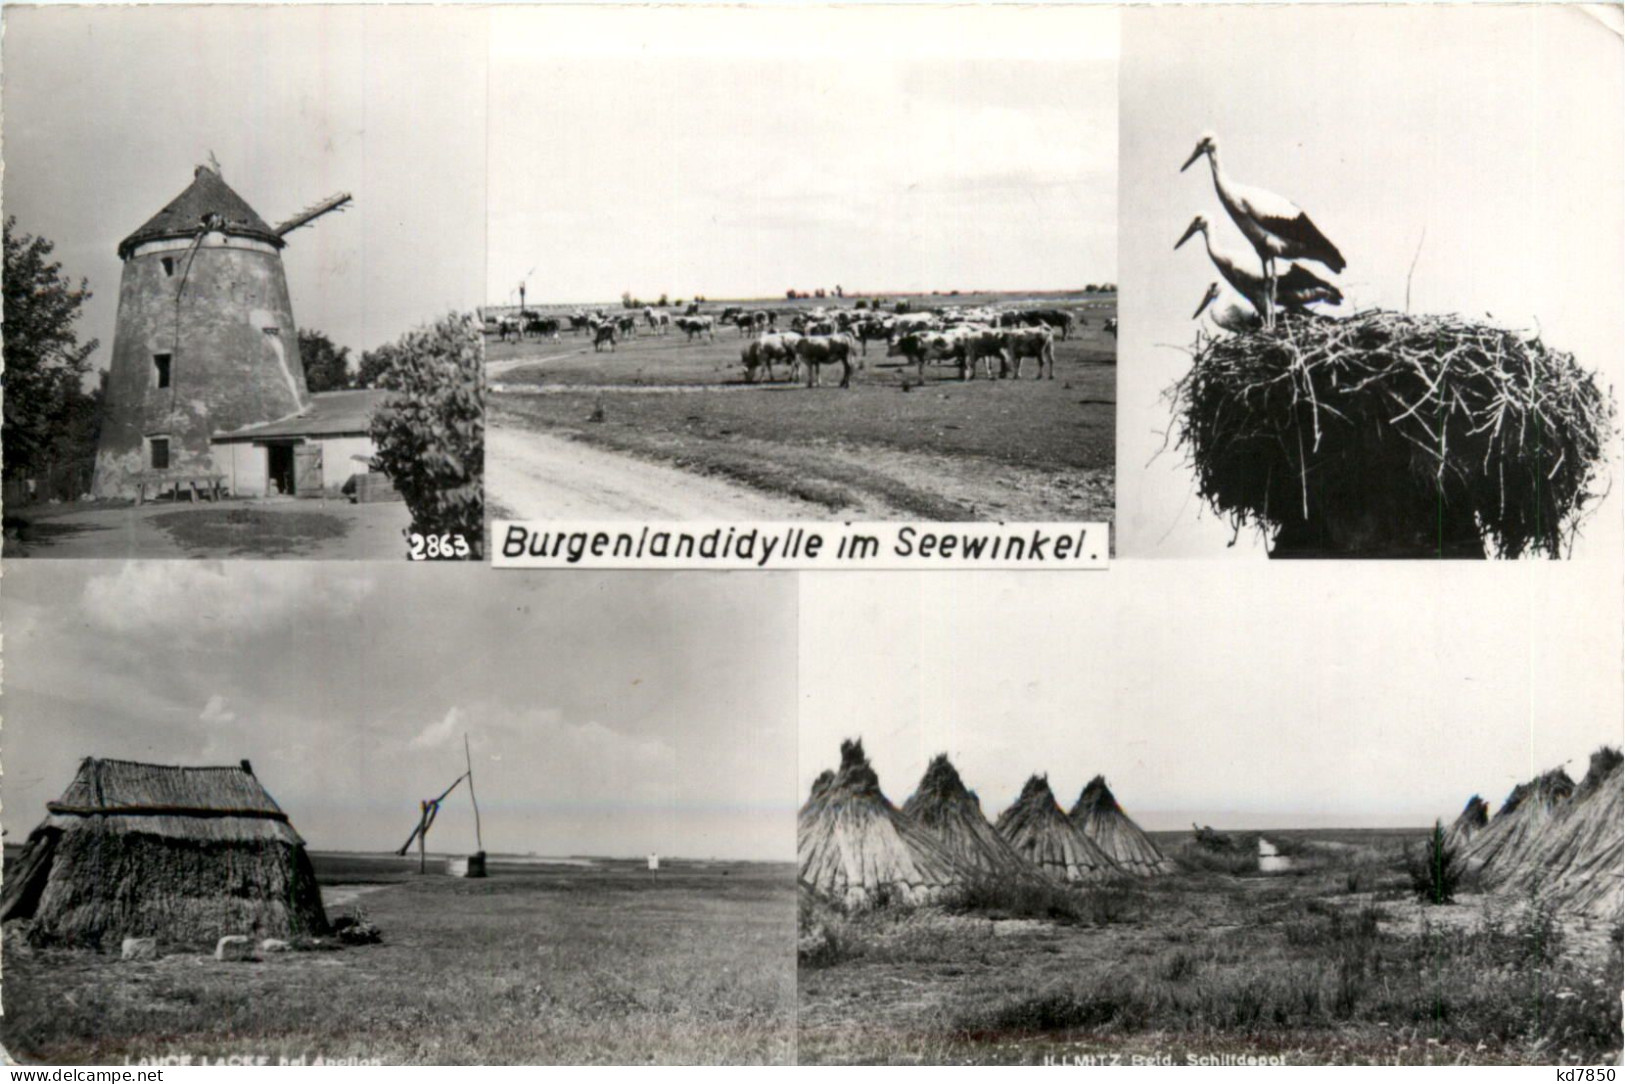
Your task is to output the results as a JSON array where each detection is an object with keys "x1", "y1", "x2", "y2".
[
  {"x1": 685, "y1": 302, "x2": 701, "y2": 316},
  {"x1": 750, "y1": 311, "x2": 770, "y2": 335},
  {"x1": 1103, "y1": 318, "x2": 1118, "y2": 339},
  {"x1": 962, "y1": 326, "x2": 1010, "y2": 380},
  {"x1": 569, "y1": 313, "x2": 592, "y2": 336},
  {"x1": 795, "y1": 332, "x2": 862, "y2": 388},
  {"x1": 644, "y1": 307, "x2": 668, "y2": 335},
  {"x1": 1027, "y1": 308, "x2": 1075, "y2": 340},
  {"x1": 1005, "y1": 326, "x2": 1056, "y2": 379},
  {"x1": 616, "y1": 314, "x2": 638, "y2": 339},
  {"x1": 854, "y1": 318, "x2": 894, "y2": 356},
  {"x1": 719, "y1": 306, "x2": 744, "y2": 327},
  {"x1": 735, "y1": 313, "x2": 756, "y2": 337},
  {"x1": 526, "y1": 314, "x2": 561, "y2": 341},
  {"x1": 891, "y1": 312, "x2": 939, "y2": 337},
  {"x1": 741, "y1": 331, "x2": 803, "y2": 383},
  {"x1": 888, "y1": 328, "x2": 970, "y2": 382},
  {"x1": 674, "y1": 315, "x2": 715, "y2": 342},
  {"x1": 594, "y1": 323, "x2": 617, "y2": 352},
  {"x1": 803, "y1": 318, "x2": 837, "y2": 337}
]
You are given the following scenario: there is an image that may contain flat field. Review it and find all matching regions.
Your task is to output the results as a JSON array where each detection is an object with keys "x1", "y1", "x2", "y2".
[
  {"x1": 487, "y1": 293, "x2": 1115, "y2": 524},
  {"x1": 798, "y1": 830, "x2": 1623, "y2": 1065},
  {"x1": 0, "y1": 854, "x2": 795, "y2": 1065}
]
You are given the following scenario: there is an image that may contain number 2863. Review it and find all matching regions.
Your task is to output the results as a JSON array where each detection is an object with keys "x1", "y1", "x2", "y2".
[{"x1": 408, "y1": 533, "x2": 471, "y2": 561}]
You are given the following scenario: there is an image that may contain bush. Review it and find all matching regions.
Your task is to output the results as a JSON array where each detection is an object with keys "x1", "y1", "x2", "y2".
[
  {"x1": 1406, "y1": 820, "x2": 1464, "y2": 905},
  {"x1": 368, "y1": 312, "x2": 485, "y2": 559},
  {"x1": 942, "y1": 877, "x2": 1090, "y2": 925}
]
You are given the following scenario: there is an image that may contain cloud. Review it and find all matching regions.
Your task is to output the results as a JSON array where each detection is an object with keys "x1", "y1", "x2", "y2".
[
  {"x1": 409, "y1": 706, "x2": 466, "y2": 751},
  {"x1": 199, "y1": 695, "x2": 236, "y2": 725}
]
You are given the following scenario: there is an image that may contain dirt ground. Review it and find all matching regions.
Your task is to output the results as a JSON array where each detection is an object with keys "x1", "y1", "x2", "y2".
[
  {"x1": 0, "y1": 854, "x2": 796, "y2": 1065},
  {"x1": 487, "y1": 293, "x2": 1115, "y2": 527},
  {"x1": 3, "y1": 498, "x2": 413, "y2": 560}
]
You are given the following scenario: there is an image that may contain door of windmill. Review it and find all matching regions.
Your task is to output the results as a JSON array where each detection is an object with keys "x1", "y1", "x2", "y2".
[{"x1": 294, "y1": 445, "x2": 324, "y2": 497}]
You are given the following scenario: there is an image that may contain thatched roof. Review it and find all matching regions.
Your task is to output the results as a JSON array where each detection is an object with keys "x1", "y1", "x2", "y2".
[
  {"x1": 995, "y1": 775, "x2": 1119, "y2": 883},
  {"x1": 1, "y1": 757, "x2": 326, "y2": 948},
  {"x1": 798, "y1": 740, "x2": 965, "y2": 908},
  {"x1": 1069, "y1": 776, "x2": 1175, "y2": 876},
  {"x1": 1579, "y1": 747, "x2": 1624, "y2": 797},
  {"x1": 900, "y1": 754, "x2": 1043, "y2": 883},
  {"x1": 1173, "y1": 310, "x2": 1616, "y2": 558},
  {"x1": 1495, "y1": 767, "x2": 1575, "y2": 819},
  {"x1": 119, "y1": 165, "x2": 284, "y2": 259},
  {"x1": 1467, "y1": 766, "x2": 1576, "y2": 875},
  {"x1": 39, "y1": 757, "x2": 304, "y2": 844},
  {"x1": 1476, "y1": 750, "x2": 1622, "y2": 923}
]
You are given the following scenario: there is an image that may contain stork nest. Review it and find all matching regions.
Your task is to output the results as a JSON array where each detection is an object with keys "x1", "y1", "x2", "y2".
[{"x1": 1171, "y1": 310, "x2": 1617, "y2": 558}]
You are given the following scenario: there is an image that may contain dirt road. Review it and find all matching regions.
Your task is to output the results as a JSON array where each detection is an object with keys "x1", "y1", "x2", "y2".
[{"x1": 487, "y1": 425, "x2": 830, "y2": 520}]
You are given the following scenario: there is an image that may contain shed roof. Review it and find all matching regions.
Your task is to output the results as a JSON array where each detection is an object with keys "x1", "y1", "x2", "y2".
[
  {"x1": 118, "y1": 166, "x2": 284, "y2": 259},
  {"x1": 213, "y1": 388, "x2": 389, "y2": 443}
]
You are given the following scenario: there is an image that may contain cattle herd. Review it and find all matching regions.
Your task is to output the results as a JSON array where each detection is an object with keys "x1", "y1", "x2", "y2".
[{"x1": 484, "y1": 300, "x2": 1116, "y2": 388}]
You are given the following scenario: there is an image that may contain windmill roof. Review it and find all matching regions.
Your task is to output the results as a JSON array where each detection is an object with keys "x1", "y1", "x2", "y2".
[{"x1": 118, "y1": 166, "x2": 284, "y2": 259}]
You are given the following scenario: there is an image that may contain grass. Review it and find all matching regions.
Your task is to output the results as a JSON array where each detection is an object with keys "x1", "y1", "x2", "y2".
[
  {"x1": 798, "y1": 830, "x2": 1623, "y2": 1065},
  {"x1": 2, "y1": 854, "x2": 795, "y2": 1065},
  {"x1": 489, "y1": 292, "x2": 1115, "y2": 523},
  {"x1": 150, "y1": 506, "x2": 350, "y2": 556}
]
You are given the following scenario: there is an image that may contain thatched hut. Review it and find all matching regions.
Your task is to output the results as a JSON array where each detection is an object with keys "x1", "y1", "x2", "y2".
[
  {"x1": 1464, "y1": 766, "x2": 1576, "y2": 876},
  {"x1": 798, "y1": 740, "x2": 964, "y2": 909},
  {"x1": 1068, "y1": 776, "x2": 1176, "y2": 876},
  {"x1": 1444, "y1": 795, "x2": 1490, "y2": 850},
  {"x1": 900, "y1": 754, "x2": 1044, "y2": 884},
  {"x1": 1173, "y1": 311, "x2": 1615, "y2": 558},
  {"x1": 0, "y1": 757, "x2": 328, "y2": 949},
  {"x1": 995, "y1": 775, "x2": 1119, "y2": 884}
]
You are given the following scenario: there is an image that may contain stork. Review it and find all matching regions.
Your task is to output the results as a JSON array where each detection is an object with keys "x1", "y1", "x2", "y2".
[
  {"x1": 1175, "y1": 215, "x2": 1342, "y2": 319},
  {"x1": 1181, "y1": 132, "x2": 1344, "y2": 328},
  {"x1": 1193, "y1": 282, "x2": 1261, "y2": 334}
]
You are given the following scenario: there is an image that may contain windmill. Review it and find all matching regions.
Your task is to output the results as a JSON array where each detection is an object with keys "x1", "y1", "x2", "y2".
[
  {"x1": 397, "y1": 734, "x2": 486, "y2": 877},
  {"x1": 91, "y1": 161, "x2": 355, "y2": 498}
]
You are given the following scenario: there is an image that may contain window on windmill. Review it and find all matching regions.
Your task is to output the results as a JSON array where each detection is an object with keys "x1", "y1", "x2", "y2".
[
  {"x1": 263, "y1": 326, "x2": 280, "y2": 337},
  {"x1": 153, "y1": 353, "x2": 172, "y2": 389},
  {"x1": 161, "y1": 257, "x2": 177, "y2": 278},
  {"x1": 149, "y1": 438, "x2": 170, "y2": 471}
]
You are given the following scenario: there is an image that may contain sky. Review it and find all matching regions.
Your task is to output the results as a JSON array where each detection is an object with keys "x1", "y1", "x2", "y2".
[
  {"x1": 798, "y1": 563, "x2": 1622, "y2": 832},
  {"x1": 1, "y1": 563, "x2": 798, "y2": 862},
  {"x1": 486, "y1": 6, "x2": 1117, "y2": 305},
  {"x1": 1117, "y1": 5, "x2": 1625, "y2": 561},
  {"x1": 1, "y1": 6, "x2": 488, "y2": 375}
]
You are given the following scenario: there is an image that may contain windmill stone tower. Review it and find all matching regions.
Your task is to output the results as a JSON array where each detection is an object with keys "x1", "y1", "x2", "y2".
[{"x1": 92, "y1": 163, "x2": 349, "y2": 498}]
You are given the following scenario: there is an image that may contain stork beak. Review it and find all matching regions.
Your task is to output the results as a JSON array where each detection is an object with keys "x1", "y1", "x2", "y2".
[
  {"x1": 1180, "y1": 144, "x2": 1206, "y2": 173},
  {"x1": 1192, "y1": 287, "x2": 1218, "y2": 321},
  {"x1": 1174, "y1": 219, "x2": 1202, "y2": 251}
]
